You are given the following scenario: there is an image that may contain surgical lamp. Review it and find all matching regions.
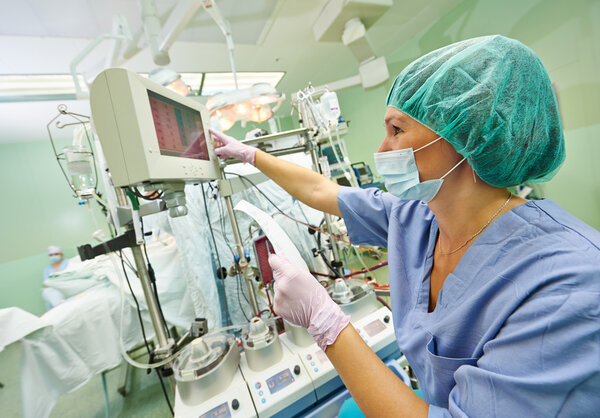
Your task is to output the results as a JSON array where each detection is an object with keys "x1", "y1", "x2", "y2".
[
  {"x1": 149, "y1": 67, "x2": 191, "y2": 97},
  {"x1": 206, "y1": 83, "x2": 284, "y2": 132}
]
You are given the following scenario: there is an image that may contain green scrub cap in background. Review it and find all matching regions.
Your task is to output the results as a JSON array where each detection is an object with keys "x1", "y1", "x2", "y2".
[{"x1": 386, "y1": 35, "x2": 565, "y2": 188}]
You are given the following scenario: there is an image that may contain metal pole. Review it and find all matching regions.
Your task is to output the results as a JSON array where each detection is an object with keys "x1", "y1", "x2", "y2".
[
  {"x1": 131, "y1": 245, "x2": 170, "y2": 349},
  {"x1": 223, "y1": 195, "x2": 261, "y2": 316},
  {"x1": 307, "y1": 141, "x2": 344, "y2": 276},
  {"x1": 117, "y1": 188, "x2": 175, "y2": 393}
]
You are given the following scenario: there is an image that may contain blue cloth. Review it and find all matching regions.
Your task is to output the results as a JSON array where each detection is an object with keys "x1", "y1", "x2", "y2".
[
  {"x1": 337, "y1": 186, "x2": 600, "y2": 417},
  {"x1": 43, "y1": 259, "x2": 68, "y2": 282}
]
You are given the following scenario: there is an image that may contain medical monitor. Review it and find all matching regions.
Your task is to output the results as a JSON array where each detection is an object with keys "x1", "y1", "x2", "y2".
[{"x1": 90, "y1": 68, "x2": 220, "y2": 187}]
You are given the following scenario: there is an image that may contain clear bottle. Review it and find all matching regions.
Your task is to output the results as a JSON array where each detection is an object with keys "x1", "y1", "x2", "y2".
[{"x1": 63, "y1": 145, "x2": 95, "y2": 198}]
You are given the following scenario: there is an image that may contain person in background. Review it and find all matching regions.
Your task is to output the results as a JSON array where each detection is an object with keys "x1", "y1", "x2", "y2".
[{"x1": 42, "y1": 245, "x2": 68, "y2": 310}]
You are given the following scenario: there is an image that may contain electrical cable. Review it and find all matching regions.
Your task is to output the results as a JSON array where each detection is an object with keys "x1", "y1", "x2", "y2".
[
  {"x1": 236, "y1": 272, "x2": 250, "y2": 322},
  {"x1": 201, "y1": 184, "x2": 231, "y2": 326},
  {"x1": 127, "y1": 186, "x2": 164, "y2": 201},
  {"x1": 352, "y1": 245, "x2": 371, "y2": 272},
  {"x1": 223, "y1": 172, "x2": 287, "y2": 216},
  {"x1": 344, "y1": 261, "x2": 388, "y2": 277},
  {"x1": 316, "y1": 218, "x2": 343, "y2": 279},
  {"x1": 237, "y1": 273, "x2": 251, "y2": 307},
  {"x1": 225, "y1": 171, "x2": 348, "y2": 279},
  {"x1": 116, "y1": 250, "x2": 180, "y2": 361},
  {"x1": 119, "y1": 251, "x2": 152, "y2": 355},
  {"x1": 309, "y1": 261, "x2": 388, "y2": 279},
  {"x1": 223, "y1": 171, "x2": 388, "y2": 257},
  {"x1": 376, "y1": 296, "x2": 392, "y2": 311},
  {"x1": 214, "y1": 188, "x2": 236, "y2": 257},
  {"x1": 207, "y1": 182, "x2": 252, "y2": 323},
  {"x1": 155, "y1": 367, "x2": 174, "y2": 416},
  {"x1": 118, "y1": 250, "x2": 174, "y2": 415},
  {"x1": 93, "y1": 191, "x2": 174, "y2": 413}
]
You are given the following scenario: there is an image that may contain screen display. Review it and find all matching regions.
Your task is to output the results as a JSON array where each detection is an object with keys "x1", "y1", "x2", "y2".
[
  {"x1": 364, "y1": 319, "x2": 386, "y2": 337},
  {"x1": 321, "y1": 144, "x2": 344, "y2": 166},
  {"x1": 148, "y1": 90, "x2": 209, "y2": 161},
  {"x1": 198, "y1": 402, "x2": 231, "y2": 418},
  {"x1": 266, "y1": 368, "x2": 295, "y2": 394}
]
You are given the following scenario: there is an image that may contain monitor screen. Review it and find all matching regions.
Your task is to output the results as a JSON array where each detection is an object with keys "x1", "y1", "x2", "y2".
[
  {"x1": 148, "y1": 90, "x2": 209, "y2": 161},
  {"x1": 321, "y1": 144, "x2": 343, "y2": 166}
]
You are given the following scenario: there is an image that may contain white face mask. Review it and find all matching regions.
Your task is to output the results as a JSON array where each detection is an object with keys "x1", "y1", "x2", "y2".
[
  {"x1": 49, "y1": 255, "x2": 62, "y2": 263},
  {"x1": 374, "y1": 136, "x2": 466, "y2": 203}
]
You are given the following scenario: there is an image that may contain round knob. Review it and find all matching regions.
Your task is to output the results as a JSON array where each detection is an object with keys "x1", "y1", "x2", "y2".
[
  {"x1": 231, "y1": 399, "x2": 239, "y2": 410},
  {"x1": 294, "y1": 365, "x2": 301, "y2": 375},
  {"x1": 383, "y1": 315, "x2": 390, "y2": 324}
]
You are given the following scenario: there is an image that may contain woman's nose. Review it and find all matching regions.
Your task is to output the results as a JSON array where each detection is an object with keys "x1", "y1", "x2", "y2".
[{"x1": 377, "y1": 138, "x2": 392, "y2": 153}]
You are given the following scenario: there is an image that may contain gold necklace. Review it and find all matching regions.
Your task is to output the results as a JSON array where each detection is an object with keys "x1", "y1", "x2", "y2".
[{"x1": 437, "y1": 193, "x2": 513, "y2": 255}]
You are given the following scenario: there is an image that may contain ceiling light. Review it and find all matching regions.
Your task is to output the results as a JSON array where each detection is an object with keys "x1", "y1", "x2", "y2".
[
  {"x1": 0, "y1": 74, "x2": 87, "y2": 100},
  {"x1": 206, "y1": 83, "x2": 284, "y2": 131}
]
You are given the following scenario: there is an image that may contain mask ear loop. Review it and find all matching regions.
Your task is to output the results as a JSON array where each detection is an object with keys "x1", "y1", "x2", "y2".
[
  {"x1": 472, "y1": 167, "x2": 477, "y2": 183},
  {"x1": 414, "y1": 136, "x2": 442, "y2": 152},
  {"x1": 440, "y1": 157, "x2": 467, "y2": 179}
]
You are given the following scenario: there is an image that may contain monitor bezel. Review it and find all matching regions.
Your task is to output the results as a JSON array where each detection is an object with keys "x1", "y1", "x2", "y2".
[{"x1": 90, "y1": 68, "x2": 221, "y2": 187}]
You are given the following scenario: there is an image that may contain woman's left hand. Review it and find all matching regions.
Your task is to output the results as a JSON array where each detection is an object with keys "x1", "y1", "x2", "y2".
[{"x1": 269, "y1": 253, "x2": 350, "y2": 351}]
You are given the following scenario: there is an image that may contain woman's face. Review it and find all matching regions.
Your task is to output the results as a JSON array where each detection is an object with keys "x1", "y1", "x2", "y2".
[{"x1": 379, "y1": 106, "x2": 463, "y2": 182}]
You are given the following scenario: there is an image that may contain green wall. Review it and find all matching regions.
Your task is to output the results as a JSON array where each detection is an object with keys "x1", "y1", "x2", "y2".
[
  {"x1": 0, "y1": 138, "x2": 108, "y2": 315},
  {"x1": 0, "y1": 113, "x2": 292, "y2": 316},
  {"x1": 3, "y1": 0, "x2": 600, "y2": 315},
  {"x1": 335, "y1": 0, "x2": 600, "y2": 229}
]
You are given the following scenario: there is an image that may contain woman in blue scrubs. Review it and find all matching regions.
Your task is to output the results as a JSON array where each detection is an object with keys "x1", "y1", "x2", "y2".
[{"x1": 213, "y1": 35, "x2": 600, "y2": 416}]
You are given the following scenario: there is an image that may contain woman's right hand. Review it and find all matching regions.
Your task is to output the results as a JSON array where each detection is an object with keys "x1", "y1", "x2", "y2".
[{"x1": 211, "y1": 128, "x2": 258, "y2": 165}]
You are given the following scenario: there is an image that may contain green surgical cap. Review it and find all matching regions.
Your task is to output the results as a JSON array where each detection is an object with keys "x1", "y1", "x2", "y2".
[{"x1": 386, "y1": 35, "x2": 565, "y2": 187}]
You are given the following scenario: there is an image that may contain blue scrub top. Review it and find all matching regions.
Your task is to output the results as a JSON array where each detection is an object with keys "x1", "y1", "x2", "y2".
[
  {"x1": 338, "y1": 186, "x2": 600, "y2": 417},
  {"x1": 43, "y1": 259, "x2": 68, "y2": 282}
]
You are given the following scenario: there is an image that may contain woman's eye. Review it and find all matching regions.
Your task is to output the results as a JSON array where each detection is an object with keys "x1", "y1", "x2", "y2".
[{"x1": 393, "y1": 125, "x2": 403, "y2": 135}]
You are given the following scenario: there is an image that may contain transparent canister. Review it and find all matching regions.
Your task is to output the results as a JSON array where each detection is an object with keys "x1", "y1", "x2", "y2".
[
  {"x1": 242, "y1": 317, "x2": 283, "y2": 371},
  {"x1": 63, "y1": 145, "x2": 95, "y2": 198},
  {"x1": 328, "y1": 278, "x2": 378, "y2": 321}
]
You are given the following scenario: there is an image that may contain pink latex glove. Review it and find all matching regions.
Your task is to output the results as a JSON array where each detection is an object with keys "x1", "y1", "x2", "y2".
[
  {"x1": 211, "y1": 128, "x2": 257, "y2": 165},
  {"x1": 269, "y1": 253, "x2": 350, "y2": 352}
]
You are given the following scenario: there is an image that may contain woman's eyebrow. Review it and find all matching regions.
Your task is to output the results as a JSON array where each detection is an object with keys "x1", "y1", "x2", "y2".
[{"x1": 384, "y1": 115, "x2": 406, "y2": 125}]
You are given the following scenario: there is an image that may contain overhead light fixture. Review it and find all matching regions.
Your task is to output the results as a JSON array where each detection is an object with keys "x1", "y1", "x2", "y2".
[
  {"x1": 201, "y1": 72, "x2": 285, "y2": 96},
  {"x1": 0, "y1": 71, "x2": 285, "y2": 105},
  {"x1": 206, "y1": 83, "x2": 285, "y2": 132},
  {"x1": 0, "y1": 74, "x2": 87, "y2": 101}
]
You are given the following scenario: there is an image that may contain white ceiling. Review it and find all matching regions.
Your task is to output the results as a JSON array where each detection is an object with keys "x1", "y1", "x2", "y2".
[
  {"x1": 0, "y1": 0, "x2": 461, "y2": 143},
  {"x1": 0, "y1": 0, "x2": 277, "y2": 44}
]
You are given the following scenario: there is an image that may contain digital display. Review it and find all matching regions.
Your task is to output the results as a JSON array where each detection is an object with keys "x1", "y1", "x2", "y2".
[
  {"x1": 148, "y1": 90, "x2": 209, "y2": 161},
  {"x1": 199, "y1": 402, "x2": 231, "y2": 418},
  {"x1": 364, "y1": 319, "x2": 386, "y2": 337},
  {"x1": 266, "y1": 368, "x2": 294, "y2": 394},
  {"x1": 321, "y1": 144, "x2": 343, "y2": 166}
]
